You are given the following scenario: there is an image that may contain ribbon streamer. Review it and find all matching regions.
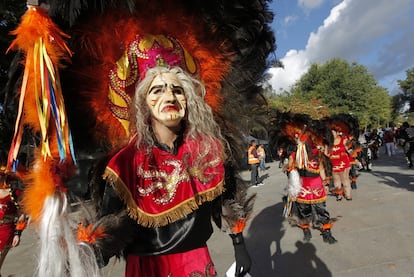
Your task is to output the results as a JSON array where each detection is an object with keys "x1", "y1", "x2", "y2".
[{"x1": 7, "y1": 6, "x2": 75, "y2": 168}]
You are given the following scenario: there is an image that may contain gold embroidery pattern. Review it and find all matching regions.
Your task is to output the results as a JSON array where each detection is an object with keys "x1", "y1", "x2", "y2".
[
  {"x1": 188, "y1": 158, "x2": 220, "y2": 184},
  {"x1": 305, "y1": 160, "x2": 320, "y2": 174},
  {"x1": 333, "y1": 161, "x2": 347, "y2": 171},
  {"x1": 296, "y1": 196, "x2": 327, "y2": 204},
  {"x1": 137, "y1": 160, "x2": 190, "y2": 205},
  {"x1": 332, "y1": 145, "x2": 340, "y2": 152},
  {"x1": 104, "y1": 166, "x2": 224, "y2": 227},
  {"x1": 299, "y1": 187, "x2": 324, "y2": 198},
  {"x1": 137, "y1": 158, "x2": 220, "y2": 205}
]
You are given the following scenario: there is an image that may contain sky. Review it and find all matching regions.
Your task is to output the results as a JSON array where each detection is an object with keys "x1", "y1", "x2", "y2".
[{"x1": 268, "y1": 0, "x2": 414, "y2": 95}]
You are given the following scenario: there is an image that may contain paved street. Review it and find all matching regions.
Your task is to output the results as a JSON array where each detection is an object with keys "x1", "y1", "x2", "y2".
[{"x1": 2, "y1": 146, "x2": 414, "y2": 277}]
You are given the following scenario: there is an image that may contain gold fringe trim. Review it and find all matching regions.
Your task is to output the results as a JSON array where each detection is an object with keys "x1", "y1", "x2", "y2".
[
  {"x1": 103, "y1": 168, "x2": 224, "y2": 228},
  {"x1": 296, "y1": 196, "x2": 327, "y2": 204},
  {"x1": 304, "y1": 167, "x2": 320, "y2": 174}
]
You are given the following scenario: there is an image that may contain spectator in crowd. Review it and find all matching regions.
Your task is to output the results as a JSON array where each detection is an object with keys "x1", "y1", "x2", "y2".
[
  {"x1": 248, "y1": 140, "x2": 263, "y2": 186},
  {"x1": 400, "y1": 122, "x2": 414, "y2": 168},
  {"x1": 257, "y1": 144, "x2": 267, "y2": 171},
  {"x1": 383, "y1": 128, "x2": 396, "y2": 157}
]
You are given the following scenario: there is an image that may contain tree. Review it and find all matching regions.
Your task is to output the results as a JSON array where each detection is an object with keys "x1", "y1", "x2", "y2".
[
  {"x1": 397, "y1": 68, "x2": 414, "y2": 116},
  {"x1": 398, "y1": 68, "x2": 414, "y2": 95},
  {"x1": 365, "y1": 86, "x2": 391, "y2": 127},
  {"x1": 283, "y1": 58, "x2": 392, "y2": 128},
  {"x1": 267, "y1": 92, "x2": 330, "y2": 119}
]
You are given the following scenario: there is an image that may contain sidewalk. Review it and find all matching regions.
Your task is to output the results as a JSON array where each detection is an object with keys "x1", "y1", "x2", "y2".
[{"x1": 2, "y1": 147, "x2": 414, "y2": 276}]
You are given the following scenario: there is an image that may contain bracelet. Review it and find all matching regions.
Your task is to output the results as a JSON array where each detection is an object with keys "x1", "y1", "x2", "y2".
[
  {"x1": 15, "y1": 221, "x2": 27, "y2": 231},
  {"x1": 14, "y1": 220, "x2": 27, "y2": 236}
]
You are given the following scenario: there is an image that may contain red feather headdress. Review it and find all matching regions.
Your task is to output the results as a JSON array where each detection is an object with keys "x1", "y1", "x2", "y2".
[
  {"x1": 64, "y1": 5, "x2": 233, "y2": 148},
  {"x1": 323, "y1": 113, "x2": 360, "y2": 139},
  {"x1": 5, "y1": 0, "x2": 276, "y2": 241},
  {"x1": 278, "y1": 112, "x2": 332, "y2": 148},
  {"x1": 7, "y1": 3, "x2": 235, "y2": 222}
]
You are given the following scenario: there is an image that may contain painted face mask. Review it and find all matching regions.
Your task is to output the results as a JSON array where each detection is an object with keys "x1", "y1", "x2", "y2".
[{"x1": 146, "y1": 72, "x2": 187, "y2": 128}]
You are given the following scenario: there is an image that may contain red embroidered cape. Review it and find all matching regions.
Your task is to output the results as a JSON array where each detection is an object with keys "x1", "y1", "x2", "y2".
[
  {"x1": 330, "y1": 137, "x2": 351, "y2": 172},
  {"x1": 104, "y1": 137, "x2": 224, "y2": 228},
  {"x1": 291, "y1": 151, "x2": 326, "y2": 204}
]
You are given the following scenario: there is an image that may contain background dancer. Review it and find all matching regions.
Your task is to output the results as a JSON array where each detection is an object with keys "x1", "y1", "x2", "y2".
[{"x1": 279, "y1": 113, "x2": 337, "y2": 244}]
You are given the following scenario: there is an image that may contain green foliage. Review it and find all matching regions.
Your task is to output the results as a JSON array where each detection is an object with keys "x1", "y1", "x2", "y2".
[
  {"x1": 397, "y1": 68, "x2": 414, "y2": 116},
  {"x1": 398, "y1": 68, "x2": 414, "y2": 95},
  {"x1": 272, "y1": 58, "x2": 392, "y2": 128},
  {"x1": 267, "y1": 92, "x2": 329, "y2": 119}
]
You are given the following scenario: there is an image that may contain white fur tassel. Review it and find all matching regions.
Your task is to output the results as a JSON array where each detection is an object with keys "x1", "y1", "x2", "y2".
[
  {"x1": 37, "y1": 192, "x2": 101, "y2": 277},
  {"x1": 287, "y1": 169, "x2": 302, "y2": 198}
]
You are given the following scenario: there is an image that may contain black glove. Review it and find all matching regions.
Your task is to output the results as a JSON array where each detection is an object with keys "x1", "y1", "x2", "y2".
[{"x1": 230, "y1": 233, "x2": 251, "y2": 277}]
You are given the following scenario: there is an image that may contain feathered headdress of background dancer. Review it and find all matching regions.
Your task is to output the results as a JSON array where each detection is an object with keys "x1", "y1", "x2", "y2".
[
  {"x1": 273, "y1": 113, "x2": 312, "y2": 170},
  {"x1": 323, "y1": 113, "x2": 360, "y2": 139},
  {"x1": 5, "y1": 0, "x2": 275, "y2": 276}
]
